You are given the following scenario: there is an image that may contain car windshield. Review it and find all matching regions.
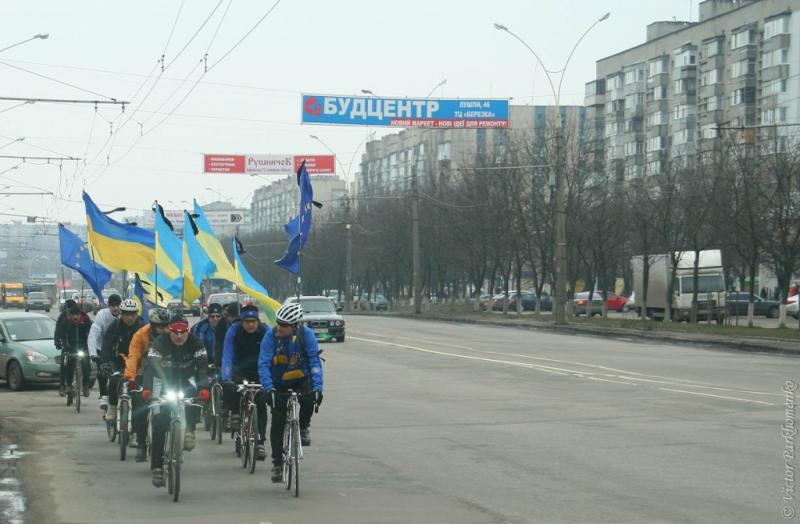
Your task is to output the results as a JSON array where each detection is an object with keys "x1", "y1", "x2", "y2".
[
  {"x1": 374, "y1": 294, "x2": 387, "y2": 301},
  {"x1": 6, "y1": 288, "x2": 23, "y2": 296},
  {"x1": 300, "y1": 299, "x2": 336, "y2": 314},
  {"x1": 210, "y1": 293, "x2": 238, "y2": 305},
  {"x1": 4, "y1": 317, "x2": 55, "y2": 341},
  {"x1": 28, "y1": 292, "x2": 47, "y2": 299},
  {"x1": 681, "y1": 275, "x2": 725, "y2": 294}
]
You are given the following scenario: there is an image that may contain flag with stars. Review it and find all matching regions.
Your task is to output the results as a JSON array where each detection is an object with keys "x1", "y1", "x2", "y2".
[
  {"x1": 275, "y1": 161, "x2": 315, "y2": 274},
  {"x1": 58, "y1": 223, "x2": 112, "y2": 302}
]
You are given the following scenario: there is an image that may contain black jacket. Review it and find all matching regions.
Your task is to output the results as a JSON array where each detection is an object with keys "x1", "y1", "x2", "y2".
[
  {"x1": 100, "y1": 317, "x2": 144, "y2": 367},
  {"x1": 143, "y1": 333, "x2": 209, "y2": 394},
  {"x1": 54, "y1": 312, "x2": 69, "y2": 350},
  {"x1": 62, "y1": 313, "x2": 92, "y2": 353}
]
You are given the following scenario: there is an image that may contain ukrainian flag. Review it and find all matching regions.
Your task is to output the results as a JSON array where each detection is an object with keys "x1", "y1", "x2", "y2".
[
  {"x1": 154, "y1": 204, "x2": 182, "y2": 281},
  {"x1": 181, "y1": 211, "x2": 214, "y2": 304},
  {"x1": 84, "y1": 192, "x2": 154, "y2": 273},
  {"x1": 232, "y1": 237, "x2": 280, "y2": 325},
  {"x1": 192, "y1": 200, "x2": 236, "y2": 282}
]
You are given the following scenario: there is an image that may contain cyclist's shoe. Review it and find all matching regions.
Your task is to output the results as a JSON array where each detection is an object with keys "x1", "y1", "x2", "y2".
[
  {"x1": 135, "y1": 447, "x2": 147, "y2": 462},
  {"x1": 129, "y1": 436, "x2": 138, "y2": 448},
  {"x1": 271, "y1": 464, "x2": 283, "y2": 483},
  {"x1": 65, "y1": 385, "x2": 75, "y2": 395},
  {"x1": 82, "y1": 385, "x2": 91, "y2": 398},
  {"x1": 152, "y1": 467, "x2": 164, "y2": 487},
  {"x1": 256, "y1": 442, "x2": 267, "y2": 460},
  {"x1": 104, "y1": 405, "x2": 117, "y2": 422},
  {"x1": 300, "y1": 427, "x2": 311, "y2": 446},
  {"x1": 183, "y1": 430, "x2": 196, "y2": 451},
  {"x1": 229, "y1": 414, "x2": 241, "y2": 429},
  {"x1": 99, "y1": 395, "x2": 108, "y2": 410},
  {"x1": 58, "y1": 385, "x2": 66, "y2": 397}
]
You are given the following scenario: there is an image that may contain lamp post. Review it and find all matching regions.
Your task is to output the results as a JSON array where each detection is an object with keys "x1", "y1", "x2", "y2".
[
  {"x1": 495, "y1": 12, "x2": 609, "y2": 325},
  {"x1": 0, "y1": 33, "x2": 48, "y2": 54}
]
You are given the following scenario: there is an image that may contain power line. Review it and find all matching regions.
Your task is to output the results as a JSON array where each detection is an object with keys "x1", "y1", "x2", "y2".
[
  {"x1": 0, "y1": 96, "x2": 127, "y2": 106},
  {"x1": 0, "y1": 154, "x2": 80, "y2": 161},
  {"x1": 0, "y1": 60, "x2": 119, "y2": 101},
  {"x1": 207, "y1": 0, "x2": 283, "y2": 71}
]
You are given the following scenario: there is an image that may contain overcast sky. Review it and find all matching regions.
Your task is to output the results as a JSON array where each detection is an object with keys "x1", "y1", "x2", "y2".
[{"x1": 0, "y1": 1, "x2": 695, "y2": 225}]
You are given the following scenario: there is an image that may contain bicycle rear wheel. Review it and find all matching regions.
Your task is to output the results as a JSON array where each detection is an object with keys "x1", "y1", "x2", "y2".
[
  {"x1": 171, "y1": 419, "x2": 182, "y2": 502},
  {"x1": 119, "y1": 400, "x2": 129, "y2": 461},
  {"x1": 248, "y1": 404, "x2": 258, "y2": 474}
]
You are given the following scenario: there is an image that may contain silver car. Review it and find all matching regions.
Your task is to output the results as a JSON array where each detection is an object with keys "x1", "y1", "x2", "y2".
[{"x1": 284, "y1": 296, "x2": 345, "y2": 342}]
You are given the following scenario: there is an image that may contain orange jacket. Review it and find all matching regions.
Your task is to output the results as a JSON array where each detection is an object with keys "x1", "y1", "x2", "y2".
[{"x1": 125, "y1": 324, "x2": 153, "y2": 381}]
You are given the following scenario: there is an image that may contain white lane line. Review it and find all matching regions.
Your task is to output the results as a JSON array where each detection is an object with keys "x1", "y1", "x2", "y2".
[
  {"x1": 587, "y1": 376, "x2": 639, "y2": 386},
  {"x1": 658, "y1": 388, "x2": 775, "y2": 406},
  {"x1": 350, "y1": 331, "x2": 781, "y2": 398}
]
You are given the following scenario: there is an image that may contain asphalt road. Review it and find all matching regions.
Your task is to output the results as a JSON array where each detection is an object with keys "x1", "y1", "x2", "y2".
[{"x1": 1, "y1": 315, "x2": 798, "y2": 523}]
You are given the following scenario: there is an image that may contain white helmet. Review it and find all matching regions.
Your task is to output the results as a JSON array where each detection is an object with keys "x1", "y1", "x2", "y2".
[
  {"x1": 275, "y1": 302, "x2": 303, "y2": 324},
  {"x1": 120, "y1": 298, "x2": 139, "y2": 313}
]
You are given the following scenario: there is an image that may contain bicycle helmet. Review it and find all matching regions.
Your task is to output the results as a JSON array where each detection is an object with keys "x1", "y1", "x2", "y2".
[
  {"x1": 120, "y1": 298, "x2": 138, "y2": 313},
  {"x1": 148, "y1": 307, "x2": 170, "y2": 326},
  {"x1": 275, "y1": 302, "x2": 303, "y2": 324}
]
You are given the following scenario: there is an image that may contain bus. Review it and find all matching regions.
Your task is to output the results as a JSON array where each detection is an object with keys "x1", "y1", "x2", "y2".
[{"x1": 2, "y1": 283, "x2": 25, "y2": 308}]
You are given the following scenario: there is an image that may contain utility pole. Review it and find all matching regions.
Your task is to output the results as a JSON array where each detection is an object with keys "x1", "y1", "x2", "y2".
[
  {"x1": 411, "y1": 154, "x2": 422, "y2": 314},
  {"x1": 344, "y1": 197, "x2": 352, "y2": 313},
  {"x1": 553, "y1": 117, "x2": 567, "y2": 324}
]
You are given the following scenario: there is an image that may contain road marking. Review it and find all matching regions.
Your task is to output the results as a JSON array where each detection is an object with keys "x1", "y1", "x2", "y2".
[
  {"x1": 658, "y1": 388, "x2": 775, "y2": 406},
  {"x1": 587, "y1": 376, "x2": 639, "y2": 386}
]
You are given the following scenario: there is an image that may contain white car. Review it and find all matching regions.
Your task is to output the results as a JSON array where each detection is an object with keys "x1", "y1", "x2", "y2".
[{"x1": 787, "y1": 294, "x2": 798, "y2": 319}]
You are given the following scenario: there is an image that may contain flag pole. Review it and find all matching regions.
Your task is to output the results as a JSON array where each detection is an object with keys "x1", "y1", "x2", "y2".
[{"x1": 88, "y1": 244, "x2": 103, "y2": 306}]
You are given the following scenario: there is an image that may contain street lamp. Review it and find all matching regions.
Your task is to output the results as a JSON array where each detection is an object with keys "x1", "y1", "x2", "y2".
[
  {"x1": 0, "y1": 33, "x2": 49, "y2": 54},
  {"x1": 360, "y1": 89, "x2": 375, "y2": 96},
  {"x1": 495, "y1": 12, "x2": 610, "y2": 325},
  {"x1": 204, "y1": 187, "x2": 230, "y2": 202},
  {"x1": 425, "y1": 78, "x2": 447, "y2": 99}
]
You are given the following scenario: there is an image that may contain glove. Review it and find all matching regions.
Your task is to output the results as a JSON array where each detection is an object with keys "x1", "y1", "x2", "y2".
[
  {"x1": 126, "y1": 380, "x2": 139, "y2": 391},
  {"x1": 91, "y1": 356, "x2": 99, "y2": 363},
  {"x1": 198, "y1": 388, "x2": 210, "y2": 402},
  {"x1": 265, "y1": 388, "x2": 276, "y2": 408},
  {"x1": 99, "y1": 362, "x2": 113, "y2": 375},
  {"x1": 141, "y1": 388, "x2": 153, "y2": 403},
  {"x1": 312, "y1": 390, "x2": 323, "y2": 407}
]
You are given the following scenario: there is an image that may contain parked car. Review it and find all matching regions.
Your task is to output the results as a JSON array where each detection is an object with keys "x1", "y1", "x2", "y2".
[
  {"x1": 490, "y1": 291, "x2": 553, "y2": 312},
  {"x1": 573, "y1": 291, "x2": 628, "y2": 316},
  {"x1": 78, "y1": 291, "x2": 99, "y2": 315},
  {"x1": 206, "y1": 292, "x2": 241, "y2": 309},
  {"x1": 787, "y1": 294, "x2": 798, "y2": 320},
  {"x1": 25, "y1": 292, "x2": 51, "y2": 312},
  {"x1": 0, "y1": 312, "x2": 61, "y2": 390},
  {"x1": 58, "y1": 289, "x2": 79, "y2": 312},
  {"x1": 356, "y1": 293, "x2": 388, "y2": 311},
  {"x1": 726, "y1": 292, "x2": 781, "y2": 318},
  {"x1": 284, "y1": 295, "x2": 345, "y2": 342}
]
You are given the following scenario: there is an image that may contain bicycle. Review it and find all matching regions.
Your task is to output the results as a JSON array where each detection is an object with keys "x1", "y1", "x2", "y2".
[
  {"x1": 115, "y1": 374, "x2": 133, "y2": 461},
  {"x1": 209, "y1": 378, "x2": 224, "y2": 445},
  {"x1": 281, "y1": 389, "x2": 302, "y2": 497},
  {"x1": 148, "y1": 389, "x2": 200, "y2": 502},
  {"x1": 236, "y1": 381, "x2": 263, "y2": 474},
  {"x1": 61, "y1": 351, "x2": 87, "y2": 413}
]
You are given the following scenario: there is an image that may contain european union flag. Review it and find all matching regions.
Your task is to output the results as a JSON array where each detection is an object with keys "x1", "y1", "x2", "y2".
[
  {"x1": 275, "y1": 162, "x2": 315, "y2": 274},
  {"x1": 58, "y1": 224, "x2": 112, "y2": 303}
]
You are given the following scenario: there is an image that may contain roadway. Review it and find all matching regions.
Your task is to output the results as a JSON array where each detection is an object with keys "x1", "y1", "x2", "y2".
[{"x1": 0, "y1": 315, "x2": 797, "y2": 523}]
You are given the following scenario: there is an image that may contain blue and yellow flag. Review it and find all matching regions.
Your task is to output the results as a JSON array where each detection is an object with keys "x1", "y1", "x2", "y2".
[
  {"x1": 154, "y1": 204, "x2": 182, "y2": 281},
  {"x1": 233, "y1": 237, "x2": 280, "y2": 325},
  {"x1": 181, "y1": 211, "x2": 214, "y2": 304},
  {"x1": 83, "y1": 192, "x2": 155, "y2": 273},
  {"x1": 132, "y1": 274, "x2": 150, "y2": 318},
  {"x1": 192, "y1": 200, "x2": 236, "y2": 282}
]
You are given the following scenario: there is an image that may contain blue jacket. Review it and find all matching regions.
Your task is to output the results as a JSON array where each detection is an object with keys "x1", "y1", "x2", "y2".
[
  {"x1": 258, "y1": 326, "x2": 323, "y2": 391},
  {"x1": 191, "y1": 318, "x2": 217, "y2": 364},
  {"x1": 221, "y1": 320, "x2": 267, "y2": 382}
]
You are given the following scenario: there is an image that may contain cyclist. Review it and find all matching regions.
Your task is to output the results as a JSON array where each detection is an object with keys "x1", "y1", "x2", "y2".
[
  {"x1": 191, "y1": 302, "x2": 224, "y2": 369},
  {"x1": 62, "y1": 304, "x2": 93, "y2": 398},
  {"x1": 88, "y1": 294, "x2": 122, "y2": 408},
  {"x1": 124, "y1": 307, "x2": 171, "y2": 462},
  {"x1": 221, "y1": 304, "x2": 269, "y2": 460},
  {"x1": 142, "y1": 314, "x2": 210, "y2": 487},
  {"x1": 101, "y1": 299, "x2": 143, "y2": 422},
  {"x1": 258, "y1": 302, "x2": 323, "y2": 482},
  {"x1": 54, "y1": 298, "x2": 78, "y2": 397}
]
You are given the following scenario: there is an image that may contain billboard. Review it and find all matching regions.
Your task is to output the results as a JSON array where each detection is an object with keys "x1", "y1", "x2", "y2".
[
  {"x1": 204, "y1": 154, "x2": 335, "y2": 175},
  {"x1": 141, "y1": 209, "x2": 247, "y2": 229},
  {"x1": 301, "y1": 94, "x2": 509, "y2": 128}
]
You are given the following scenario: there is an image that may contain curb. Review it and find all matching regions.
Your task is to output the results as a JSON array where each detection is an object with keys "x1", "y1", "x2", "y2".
[{"x1": 351, "y1": 311, "x2": 800, "y2": 356}]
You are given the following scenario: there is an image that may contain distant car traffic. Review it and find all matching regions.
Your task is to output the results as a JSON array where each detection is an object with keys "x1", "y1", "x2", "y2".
[
  {"x1": 490, "y1": 291, "x2": 553, "y2": 312},
  {"x1": 25, "y1": 292, "x2": 51, "y2": 312},
  {"x1": 573, "y1": 291, "x2": 628, "y2": 316},
  {"x1": 726, "y1": 292, "x2": 781, "y2": 318},
  {"x1": 356, "y1": 293, "x2": 388, "y2": 311},
  {"x1": 0, "y1": 312, "x2": 61, "y2": 390},
  {"x1": 206, "y1": 292, "x2": 241, "y2": 309},
  {"x1": 58, "y1": 289, "x2": 79, "y2": 312},
  {"x1": 284, "y1": 295, "x2": 345, "y2": 342},
  {"x1": 787, "y1": 295, "x2": 799, "y2": 320}
]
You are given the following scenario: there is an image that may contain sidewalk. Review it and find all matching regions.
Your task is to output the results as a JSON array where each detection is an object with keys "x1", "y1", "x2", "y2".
[{"x1": 354, "y1": 309, "x2": 800, "y2": 356}]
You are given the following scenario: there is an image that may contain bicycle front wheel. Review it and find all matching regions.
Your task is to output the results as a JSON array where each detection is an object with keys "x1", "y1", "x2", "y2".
[
  {"x1": 171, "y1": 419, "x2": 182, "y2": 502},
  {"x1": 241, "y1": 412, "x2": 250, "y2": 469},
  {"x1": 248, "y1": 404, "x2": 258, "y2": 474},
  {"x1": 119, "y1": 400, "x2": 129, "y2": 461},
  {"x1": 293, "y1": 420, "x2": 300, "y2": 497},
  {"x1": 74, "y1": 366, "x2": 82, "y2": 413}
]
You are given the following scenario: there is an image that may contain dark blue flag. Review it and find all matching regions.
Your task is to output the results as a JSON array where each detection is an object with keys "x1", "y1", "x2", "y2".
[
  {"x1": 133, "y1": 274, "x2": 150, "y2": 318},
  {"x1": 275, "y1": 162, "x2": 315, "y2": 274},
  {"x1": 58, "y1": 224, "x2": 112, "y2": 302}
]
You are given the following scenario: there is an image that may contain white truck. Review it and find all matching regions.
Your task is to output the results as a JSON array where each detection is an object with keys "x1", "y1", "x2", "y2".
[{"x1": 632, "y1": 250, "x2": 727, "y2": 322}]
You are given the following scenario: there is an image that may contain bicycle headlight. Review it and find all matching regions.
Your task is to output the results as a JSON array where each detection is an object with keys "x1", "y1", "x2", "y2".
[
  {"x1": 165, "y1": 390, "x2": 179, "y2": 402},
  {"x1": 23, "y1": 350, "x2": 48, "y2": 363},
  {"x1": 76, "y1": 351, "x2": 85, "y2": 358}
]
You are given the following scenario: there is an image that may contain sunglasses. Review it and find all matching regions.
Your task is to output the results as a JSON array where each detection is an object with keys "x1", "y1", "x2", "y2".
[
  {"x1": 277, "y1": 321, "x2": 292, "y2": 327},
  {"x1": 209, "y1": 314, "x2": 222, "y2": 319}
]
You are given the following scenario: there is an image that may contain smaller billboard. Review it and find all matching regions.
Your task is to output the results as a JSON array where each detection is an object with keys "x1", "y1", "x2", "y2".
[{"x1": 204, "y1": 154, "x2": 335, "y2": 176}]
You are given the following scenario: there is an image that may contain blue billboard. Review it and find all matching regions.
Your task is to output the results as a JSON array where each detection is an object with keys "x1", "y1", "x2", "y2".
[{"x1": 301, "y1": 94, "x2": 509, "y2": 128}]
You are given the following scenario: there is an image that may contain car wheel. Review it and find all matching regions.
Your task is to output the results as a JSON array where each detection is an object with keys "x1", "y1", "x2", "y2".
[
  {"x1": 7, "y1": 361, "x2": 25, "y2": 391},
  {"x1": 337, "y1": 335, "x2": 345, "y2": 342},
  {"x1": 45, "y1": 309, "x2": 50, "y2": 313},
  {"x1": 24, "y1": 308, "x2": 29, "y2": 312},
  {"x1": 767, "y1": 307, "x2": 778, "y2": 319}
]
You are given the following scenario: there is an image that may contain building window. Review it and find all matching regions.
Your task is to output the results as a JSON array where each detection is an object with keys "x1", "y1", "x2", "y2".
[
  {"x1": 731, "y1": 59, "x2": 754, "y2": 78},
  {"x1": 608, "y1": 75, "x2": 623, "y2": 90},
  {"x1": 625, "y1": 68, "x2": 644, "y2": 85},
  {"x1": 605, "y1": 121, "x2": 623, "y2": 137},
  {"x1": 652, "y1": 86, "x2": 667, "y2": 100},
  {"x1": 761, "y1": 107, "x2": 787, "y2": 125},
  {"x1": 674, "y1": 49, "x2": 696, "y2": 67},
  {"x1": 437, "y1": 142, "x2": 452, "y2": 161},
  {"x1": 672, "y1": 104, "x2": 690, "y2": 120},
  {"x1": 647, "y1": 160, "x2": 661, "y2": 175},
  {"x1": 646, "y1": 136, "x2": 664, "y2": 152},
  {"x1": 672, "y1": 128, "x2": 692, "y2": 146},
  {"x1": 625, "y1": 93, "x2": 644, "y2": 110},
  {"x1": 731, "y1": 29, "x2": 755, "y2": 49},
  {"x1": 648, "y1": 58, "x2": 666, "y2": 77},
  {"x1": 762, "y1": 48, "x2": 789, "y2": 69},
  {"x1": 703, "y1": 39, "x2": 721, "y2": 58},
  {"x1": 701, "y1": 124, "x2": 719, "y2": 140},
  {"x1": 764, "y1": 16, "x2": 790, "y2": 40},
  {"x1": 763, "y1": 78, "x2": 787, "y2": 96},
  {"x1": 700, "y1": 69, "x2": 721, "y2": 86},
  {"x1": 732, "y1": 88, "x2": 754, "y2": 105},
  {"x1": 624, "y1": 141, "x2": 643, "y2": 157},
  {"x1": 647, "y1": 111, "x2": 666, "y2": 127},
  {"x1": 706, "y1": 96, "x2": 723, "y2": 112}
]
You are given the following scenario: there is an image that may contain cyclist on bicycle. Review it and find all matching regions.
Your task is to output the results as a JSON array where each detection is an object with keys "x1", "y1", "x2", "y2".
[
  {"x1": 221, "y1": 304, "x2": 269, "y2": 460},
  {"x1": 88, "y1": 294, "x2": 122, "y2": 408},
  {"x1": 258, "y1": 302, "x2": 323, "y2": 482},
  {"x1": 101, "y1": 299, "x2": 143, "y2": 422},
  {"x1": 191, "y1": 302, "x2": 223, "y2": 370},
  {"x1": 142, "y1": 314, "x2": 210, "y2": 487},
  {"x1": 55, "y1": 298, "x2": 78, "y2": 396},
  {"x1": 124, "y1": 307, "x2": 170, "y2": 462},
  {"x1": 62, "y1": 304, "x2": 93, "y2": 398}
]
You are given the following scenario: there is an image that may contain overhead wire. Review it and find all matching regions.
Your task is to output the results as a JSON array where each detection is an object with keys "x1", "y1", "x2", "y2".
[{"x1": 0, "y1": 60, "x2": 118, "y2": 101}]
